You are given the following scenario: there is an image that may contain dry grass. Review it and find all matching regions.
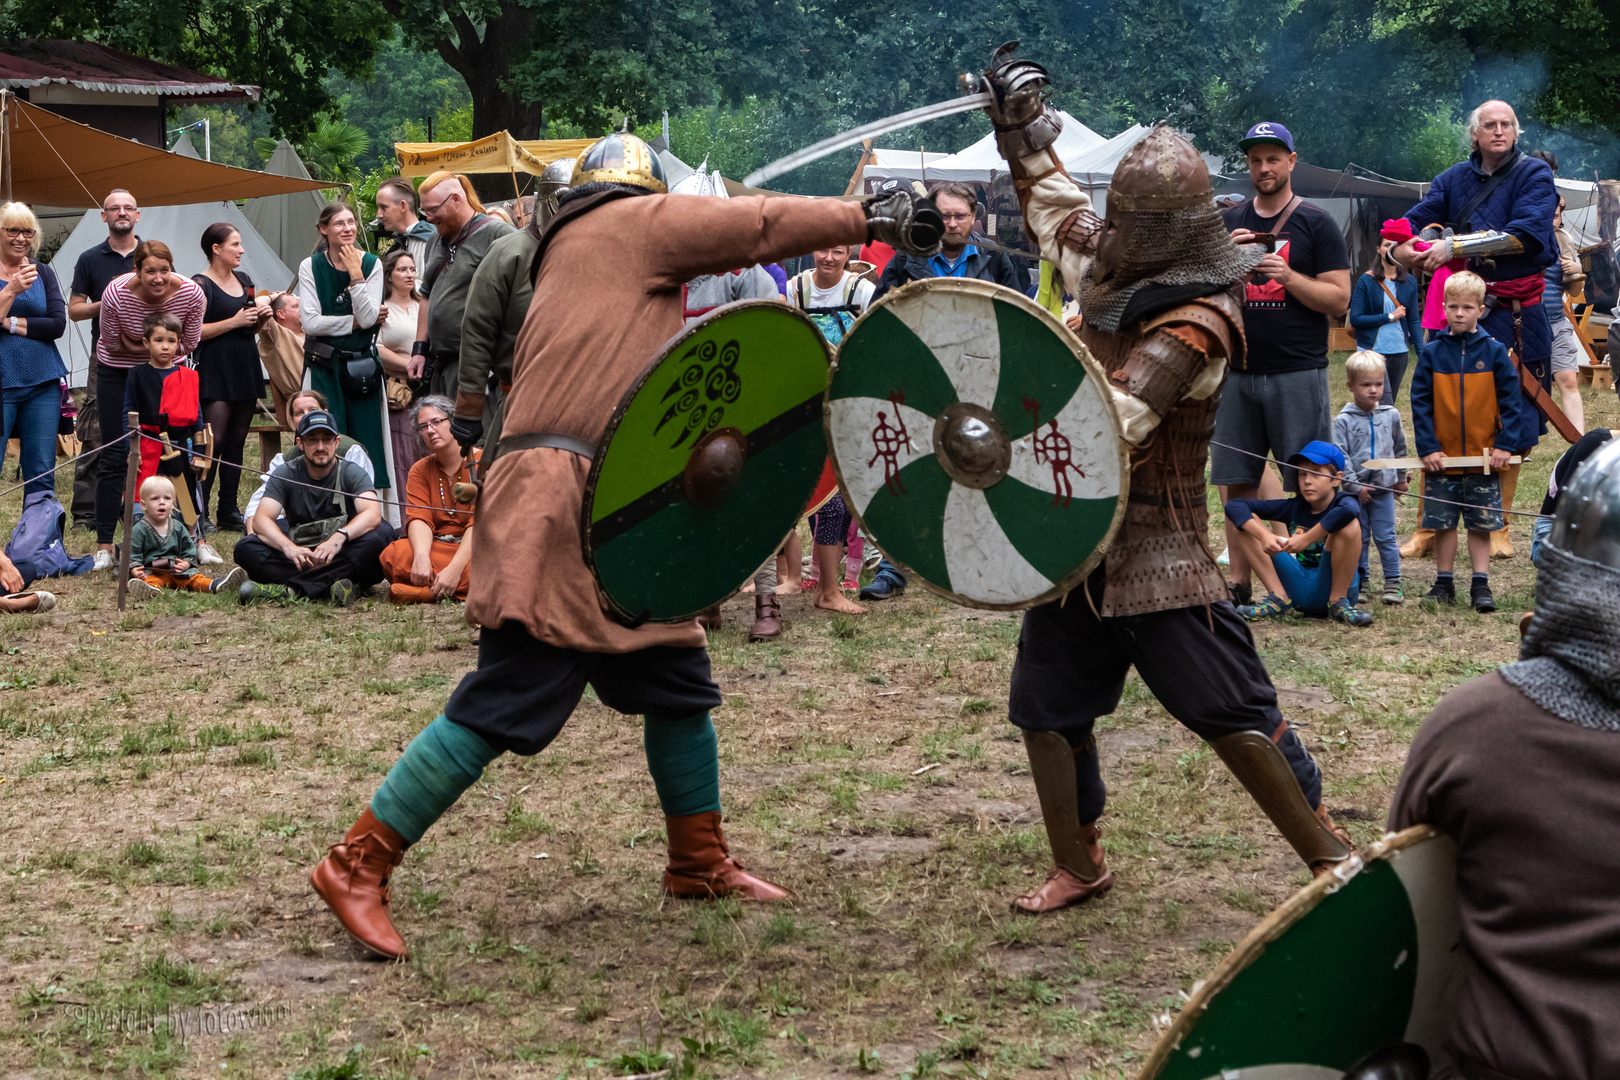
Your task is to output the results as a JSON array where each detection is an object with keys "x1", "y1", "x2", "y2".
[{"x1": 0, "y1": 362, "x2": 1612, "y2": 1080}]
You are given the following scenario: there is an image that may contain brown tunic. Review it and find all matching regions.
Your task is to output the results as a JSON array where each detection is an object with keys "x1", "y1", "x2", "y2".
[
  {"x1": 466, "y1": 192, "x2": 868, "y2": 652},
  {"x1": 1390, "y1": 673, "x2": 1620, "y2": 1080}
]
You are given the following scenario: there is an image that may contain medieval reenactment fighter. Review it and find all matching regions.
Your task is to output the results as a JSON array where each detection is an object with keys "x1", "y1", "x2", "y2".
[
  {"x1": 310, "y1": 131, "x2": 944, "y2": 959},
  {"x1": 979, "y1": 48, "x2": 1353, "y2": 912}
]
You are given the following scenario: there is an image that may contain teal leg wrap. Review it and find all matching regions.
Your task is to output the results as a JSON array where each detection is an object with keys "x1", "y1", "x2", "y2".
[
  {"x1": 643, "y1": 712, "x2": 722, "y2": 817},
  {"x1": 370, "y1": 715, "x2": 501, "y2": 844}
]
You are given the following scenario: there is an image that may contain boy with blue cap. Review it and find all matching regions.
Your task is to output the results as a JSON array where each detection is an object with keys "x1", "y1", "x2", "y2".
[{"x1": 1224, "y1": 440, "x2": 1373, "y2": 626}]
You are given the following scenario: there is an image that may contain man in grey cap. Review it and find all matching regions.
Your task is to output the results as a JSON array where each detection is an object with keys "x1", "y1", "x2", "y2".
[
  {"x1": 1218, "y1": 122, "x2": 1352, "y2": 603},
  {"x1": 1389, "y1": 437, "x2": 1620, "y2": 1080},
  {"x1": 233, "y1": 409, "x2": 396, "y2": 605}
]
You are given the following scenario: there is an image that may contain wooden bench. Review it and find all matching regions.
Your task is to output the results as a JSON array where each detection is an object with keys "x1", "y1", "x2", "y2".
[{"x1": 1579, "y1": 362, "x2": 1615, "y2": 391}]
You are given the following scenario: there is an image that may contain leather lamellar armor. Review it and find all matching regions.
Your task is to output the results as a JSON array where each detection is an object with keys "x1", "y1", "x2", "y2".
[{"x1": 1081, "y1": 287, "x2": 1245, "y2": 617}]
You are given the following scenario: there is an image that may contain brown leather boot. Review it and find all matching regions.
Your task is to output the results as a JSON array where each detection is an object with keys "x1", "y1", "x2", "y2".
[
  {"x1": 309, "y1": 807, "x2": 410, "y2": 959},
  {"x1": 697, "y1": 605, "x2": 723, "y2": 631},
  {"x1": 664, "y1": 811, "x2": 788, "y2": 901},
  {"x1": 747, "y1": 593, "x2": 782, "y2": 642},
  {"x1": 1014, "y1": 822, "x2": 1114, "y2": 913}
]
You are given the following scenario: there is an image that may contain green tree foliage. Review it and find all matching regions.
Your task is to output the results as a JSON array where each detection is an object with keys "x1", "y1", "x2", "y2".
[
  {"x1": 1, "y1": 0, "x2": 389, "y2": 139},
  {"x1": 171, "y1": 105, "x2": 275, "y2": 170},
  {"x1": 326, "y1": 30, "x2": 473, "y2": 170},
  {"x1": 253, "y1": 120, "x2": 373, "y2": 184}
]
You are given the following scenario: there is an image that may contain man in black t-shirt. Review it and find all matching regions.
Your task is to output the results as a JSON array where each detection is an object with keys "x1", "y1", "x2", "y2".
[
  {"x1": 234, "y1": 410, "x2": 396, "y2": 604},
  {"x1": 1215, "y1": 122, "x2": 1351, "y2": 597},
  {"x1": 65, "y1": 189, "x2": 142, "y2": 530}
]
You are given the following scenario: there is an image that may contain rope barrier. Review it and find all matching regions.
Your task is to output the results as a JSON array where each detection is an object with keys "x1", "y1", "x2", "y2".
[{"x1": 1207, "y1": 438, "x2": 1551, "y2": 521}]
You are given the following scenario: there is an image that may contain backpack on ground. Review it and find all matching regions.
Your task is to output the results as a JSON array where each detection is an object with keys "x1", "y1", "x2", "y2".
[{"x1": 5, "y1": 492, "x2": 93, "y2": 585}]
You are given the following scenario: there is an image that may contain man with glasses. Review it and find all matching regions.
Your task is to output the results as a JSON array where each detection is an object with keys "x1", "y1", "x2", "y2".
[
  {"x1": 872, "y1": 181, "x2": 1028, "y2": 300},
  {"x1": 409, "y1": 171, "x2": 513, "y2": 403},
  {"x1": 1389, "y1": 100, "x2": 1558, "y2": 557},
  {"x1": 374, "y1": 178, "x2": 439, "y2": 283},
  {"x1": 863, "y1": 181, "x2": 1031, "y2": 602},
  {"x1": 65, "y1": 190, "x2": 141, "y2": 532}
]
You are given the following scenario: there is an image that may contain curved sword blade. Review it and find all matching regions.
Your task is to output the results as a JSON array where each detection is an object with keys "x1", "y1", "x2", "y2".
[{"x1": 743, "y1": 91, "x2": 992, "y2": 188}]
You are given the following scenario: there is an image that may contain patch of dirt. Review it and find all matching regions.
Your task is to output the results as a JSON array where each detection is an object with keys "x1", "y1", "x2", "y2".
[
  {"x1": 821, "y1": 836, "x2": 939, "y2": 863},
  {"x1": 238, "y1": 954, "x2": 377, "y2": 999}
]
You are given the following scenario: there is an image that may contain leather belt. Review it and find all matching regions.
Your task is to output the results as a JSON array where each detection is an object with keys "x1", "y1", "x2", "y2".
[{"x1": 496, "y1": 430, "x2": 595, "y2": 460}]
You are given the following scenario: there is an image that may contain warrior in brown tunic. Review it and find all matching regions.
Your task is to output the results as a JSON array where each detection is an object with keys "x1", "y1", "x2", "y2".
[
  {"x1": 979, "y1": 49, "x2": 1353, "y2": 913},
  {"x1": 308, "y1": 132, "x2": 945, "y2": 959}
]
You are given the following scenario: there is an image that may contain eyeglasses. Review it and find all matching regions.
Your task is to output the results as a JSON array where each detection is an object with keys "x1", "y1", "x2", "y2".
[
  {"x1": 104, "y1": 205, "x2": 137, "y2": 215},
  {"x1": 420, "y1": 194, "x2": 456, "y2": 219},
  {"x1": 3, "y1": 228, "x2": 35, "y2": 239},
  {"x1": 940, "y1": 212, "x2": 975, "y2": 223},
  {"x1": 415, "y1": 416, "x2": 449, "y2": 434}
]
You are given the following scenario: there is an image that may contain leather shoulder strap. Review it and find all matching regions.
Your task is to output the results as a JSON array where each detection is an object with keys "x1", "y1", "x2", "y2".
[{"x1": 1142, "y1": 295, "x2": 1244, "y2": 360}]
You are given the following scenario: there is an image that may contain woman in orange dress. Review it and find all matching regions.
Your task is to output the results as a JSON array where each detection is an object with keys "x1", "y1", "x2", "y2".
[{"x1": 379, "y1": 395, "x2": 478, "y2": 603}]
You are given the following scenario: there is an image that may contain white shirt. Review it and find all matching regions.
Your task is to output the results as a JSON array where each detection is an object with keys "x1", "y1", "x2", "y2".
[
  {"x1": 378, "y1": 298, "x2": 419, "y2": 355},
  {"x1": 296, "y1": 254, "x2": 384, "y2": 338},
  {"x1": 795, "y1": 271, "x2": 874, "y2": 313}
]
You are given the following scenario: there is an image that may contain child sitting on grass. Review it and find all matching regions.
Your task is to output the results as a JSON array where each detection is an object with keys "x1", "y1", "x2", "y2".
[
  {"x1": 1333, "y1": 350, "x2": 1410, "y2": 605},
  {"x1": 1224, "y1": 441, "x2": 1373, "y2": 627},
  {"x1": 1410, "y1": 270, "x2": 1532, "y2": 613},
  {"x1": 126, "y1": 476, "x2": 245, "y2": 599}
]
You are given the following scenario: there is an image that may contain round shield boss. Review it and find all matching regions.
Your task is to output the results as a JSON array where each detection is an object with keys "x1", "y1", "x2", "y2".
[
  {"x1": 1140, "y1": 826, "x2": 1464, "y2": 1079},
  {"x1": 825, "y1": 278, "x2": 1127, "y2": 609},
  {"x1": 584, "y1": 302, "x2": 832, "y2": 623}
]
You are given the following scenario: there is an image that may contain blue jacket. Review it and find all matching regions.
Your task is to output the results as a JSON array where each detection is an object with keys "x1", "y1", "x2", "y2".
[
  {"x1": 1404, "y1": 146, "x2": 1557, "y2": 282},
  {"x1": 1348, "y1": 272, "x2": 1423, "y2": 352},
  {"x1": 1411, "y1": 326, "x2": 1534, "y2": 468},
  {"x1": 873, "y1": 244, "x2": 1032, "y2": 300}
]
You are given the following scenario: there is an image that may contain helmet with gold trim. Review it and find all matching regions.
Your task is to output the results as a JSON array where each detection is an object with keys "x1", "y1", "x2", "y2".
[{"x1": 572, "y1": 133, "x2": 667, "y2": 194}]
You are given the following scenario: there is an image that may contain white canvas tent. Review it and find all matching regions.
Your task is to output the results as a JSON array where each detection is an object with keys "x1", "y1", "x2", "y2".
[
  {"x1": 242, "y1": 139, "x2": 326, "y2": 283},
  {"x1": 47, "y1": 201, "x2": 295, "y2": 387},
  {"x1": 872, "y1": 111, "x2": 1107, "y2": 185},
  {"x1": 860, "y1": 148, "x2": 951, "y2": 184}
]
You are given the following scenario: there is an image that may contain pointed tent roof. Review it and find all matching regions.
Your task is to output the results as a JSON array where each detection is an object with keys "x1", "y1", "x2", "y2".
[
  {"x1": 47, "y1": 200, "x2": 295, "y2": 386},
  {"x1": 169, "y1": 131, "x2": 200, "y2": 158},
  {"x1": 900, "y1": 111, "x2": 1108, "y2": 183},
  {"x1": 242, "y1": 138, "x2": 328, "y2": 279}
]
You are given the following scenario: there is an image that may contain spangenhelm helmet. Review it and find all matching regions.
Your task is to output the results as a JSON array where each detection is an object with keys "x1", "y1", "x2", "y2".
[
  {"x1": 572, "y1": 132, "x2": 668, "y2": 194},
  {"x1": 1549, "y1": 437, "x2": 1620, "y2": 570},
  {"x1": 537, "y1": 157, "x2": 575, "y2": 200}
]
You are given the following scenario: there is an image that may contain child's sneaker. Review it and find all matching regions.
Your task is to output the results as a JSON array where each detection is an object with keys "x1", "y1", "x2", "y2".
[
  {"x1": 1329, "y1": 597, "x2": 1374, "y2": 627},
  {"x1": 210, "y1": 566, "x2": 247, "y2": 595},
  {"x1": 1237, "y1": 593, "x2": 1290, "y2": 622},
  {"x1": 1382, "y1": 581, "x2": 1404, "y2": 605},
  {"x1": 1470, "y1": 579, "x2": 1497, "y2": 613},
  {"x1": 127, "y1": 578, "x2": 161, "y2": 601},
  {"x1": 1426, "y1": 578, "x2": 1457, "y2": 605}
]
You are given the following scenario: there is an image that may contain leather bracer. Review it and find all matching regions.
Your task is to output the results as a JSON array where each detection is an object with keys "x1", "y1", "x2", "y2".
[{"x1": 1111, "y1": 327, "x2": 1214, "y2": 421}]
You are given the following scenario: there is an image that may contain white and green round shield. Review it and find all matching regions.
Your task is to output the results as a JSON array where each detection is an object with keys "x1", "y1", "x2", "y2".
[
  {"x1": 1140, "y1": 826, "x2": 1464, "y2": 1080},
  {"x1": 826, "y1": 278, "x2": 1127, "y2": 609}
]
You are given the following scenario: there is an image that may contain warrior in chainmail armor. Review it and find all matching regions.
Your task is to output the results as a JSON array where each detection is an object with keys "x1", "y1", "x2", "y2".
[{"x1": 978, "y1": 46, "x2": 1353, "y2": 913}]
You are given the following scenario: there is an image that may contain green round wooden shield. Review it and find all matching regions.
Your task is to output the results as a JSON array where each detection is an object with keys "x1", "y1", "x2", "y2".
[
  {"x1": 826, "y1": 278, "x2": 1127, "y2": 610},
  {"x1": 583, "y1": 301, "x2": 832, "y2": 624},
  {"x1": 1140, "y1": 826, "x2": 1464, "y2": 1080}
]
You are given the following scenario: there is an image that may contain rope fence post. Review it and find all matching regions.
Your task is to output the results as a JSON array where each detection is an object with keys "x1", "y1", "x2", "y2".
[{"x1": 116, "y1": 414, "x2": 139, "y2": 611}]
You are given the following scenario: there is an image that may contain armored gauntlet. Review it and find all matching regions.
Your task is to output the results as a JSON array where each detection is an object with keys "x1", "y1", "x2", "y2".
[{"x1": 864, "y1": 190, "x2": 944, "y2": 257}]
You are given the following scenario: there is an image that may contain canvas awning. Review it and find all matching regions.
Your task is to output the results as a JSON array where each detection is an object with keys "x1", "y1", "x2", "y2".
[
  {"x1": 0, "y1": 94, "x2": 331, "y2": 207},
  {"x1": 394, "y1": 132, "x2": 594, "y2": 179}
]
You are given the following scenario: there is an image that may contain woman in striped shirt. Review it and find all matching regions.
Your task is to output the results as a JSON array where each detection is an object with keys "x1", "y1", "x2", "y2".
[{"x1": 91, "y1": 240, "x2": 206, "y2": 566}]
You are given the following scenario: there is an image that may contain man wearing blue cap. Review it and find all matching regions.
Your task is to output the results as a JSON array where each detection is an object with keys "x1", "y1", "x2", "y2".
[
  {"x1": 1223, "y1": 440, "x2": 1372, "y2": 626},
  {"x1": 1218, "y1": 123, "x2": 1352, "y2": 602}
]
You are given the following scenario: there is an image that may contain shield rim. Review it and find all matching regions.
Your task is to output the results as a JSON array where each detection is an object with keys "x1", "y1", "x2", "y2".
[
  {"x1": 581, "y1": 299, "x2": 832, "y2": 625},
  {"x1": 1135, "y1": 824, "x2": 1456, "y2": 1079},
  {"x1": 824, "y1": 276, "x2": 1130, "y2": 611}
]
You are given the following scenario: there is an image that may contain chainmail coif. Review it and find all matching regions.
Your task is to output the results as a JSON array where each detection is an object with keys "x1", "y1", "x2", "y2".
[
  {"x1": 1077, "y1": 202, "x2": 1265, "y2": 333},
  {"x1": 1499, "y1": 544, "x2": 1620, "y2": 732}
]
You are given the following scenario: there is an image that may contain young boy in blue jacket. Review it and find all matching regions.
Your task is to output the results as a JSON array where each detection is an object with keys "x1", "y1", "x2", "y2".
[
  {"x1": 1333, "y1": 351, "x2": 1410, "y2": 604},
  {"x1": 1409, "y1": 271, "x2": 1533, "y2": 612}
]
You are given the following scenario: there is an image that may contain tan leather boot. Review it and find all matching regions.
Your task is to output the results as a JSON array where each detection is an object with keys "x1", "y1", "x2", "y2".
[
  {"x1": 664, "y1": 811, "x2": 788, "y2": 901},
  {"x1": 1014, "y1": 822, "x2": 1114, "y2": 913},
  {"x1": 309, "y1": 808, "x2": 410, "y2": 959},
  {"x1": 747, "y1": 593, "x2": 782, "y2": 642}
]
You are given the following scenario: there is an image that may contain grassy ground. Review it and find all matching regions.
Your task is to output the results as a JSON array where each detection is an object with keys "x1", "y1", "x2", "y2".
[{"x1": 0, "y1": 360, "x2": 1613, "y2": 1080}]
